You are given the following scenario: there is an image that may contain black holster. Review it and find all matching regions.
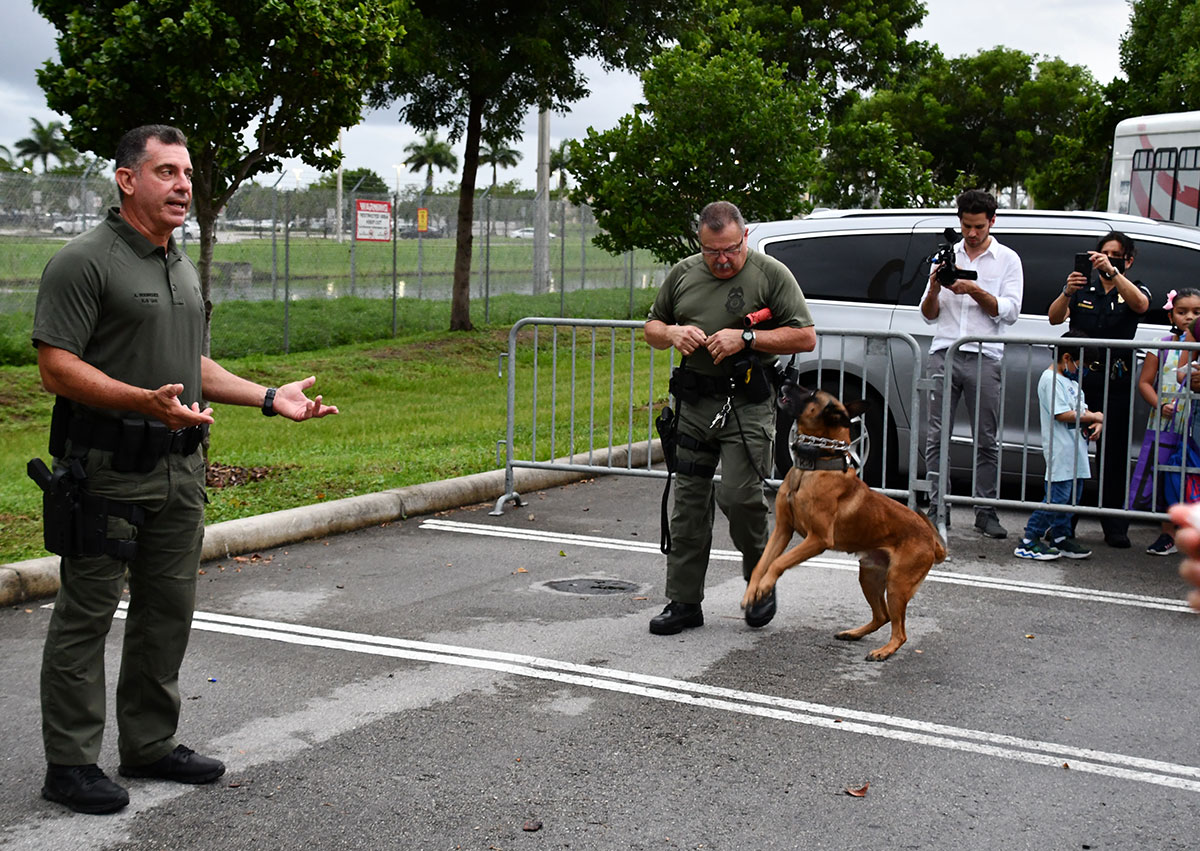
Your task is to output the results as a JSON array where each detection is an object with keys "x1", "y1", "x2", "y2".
[
  {"x1": 27, "y1": 458, "x2": 144, "y2": 561},
  {"x1": 655, "y1": 405, "x2": 678, "y2": 473}
]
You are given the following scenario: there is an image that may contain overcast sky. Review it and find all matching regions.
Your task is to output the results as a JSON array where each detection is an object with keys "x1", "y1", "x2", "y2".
[{"x1": 1, "y1": 0, "x2": 1131, "y2": 192}]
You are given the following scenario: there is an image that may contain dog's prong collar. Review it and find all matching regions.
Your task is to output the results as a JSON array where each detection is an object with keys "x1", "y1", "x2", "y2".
[
  {"x1": 790, "y1": 431, "x2": 858, "y2": 472},
  {"x1": 792, "y1": 433, "x2": 850, "y2": 452}
]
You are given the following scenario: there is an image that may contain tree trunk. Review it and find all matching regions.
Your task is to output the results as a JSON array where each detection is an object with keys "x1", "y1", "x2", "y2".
[
  {"x1": 449, "y1": 96, "x2": 483, "y2": 331},
  {"x1": 193, "y1": 152, "x2": 217, "y2": 358}
]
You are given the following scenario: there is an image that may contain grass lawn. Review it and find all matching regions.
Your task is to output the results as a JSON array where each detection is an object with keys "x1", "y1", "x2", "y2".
[{"x1": 0, "y1": 302, "x2": 670, "y2": 564}]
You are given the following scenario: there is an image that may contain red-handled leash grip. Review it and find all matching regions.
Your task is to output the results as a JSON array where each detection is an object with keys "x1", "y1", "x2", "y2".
[{"x1": 744, "y1": 308, "x2": 772, "y2": 327}]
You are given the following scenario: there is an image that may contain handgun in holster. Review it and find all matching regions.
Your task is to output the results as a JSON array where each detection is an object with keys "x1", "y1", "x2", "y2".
[{"x1": 27, "y1": 457, "x2": 143, "y2": 561}]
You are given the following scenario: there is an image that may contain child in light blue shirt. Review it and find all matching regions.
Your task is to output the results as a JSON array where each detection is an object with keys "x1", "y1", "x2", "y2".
[{"x1": 1015, "y1": 331, "x2": 1104, "y2": 560}]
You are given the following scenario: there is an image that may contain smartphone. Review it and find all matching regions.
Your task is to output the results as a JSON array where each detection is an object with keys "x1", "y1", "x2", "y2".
[{"x1": 1074, "y1": 252, "x2": 1092, "y2": 276}]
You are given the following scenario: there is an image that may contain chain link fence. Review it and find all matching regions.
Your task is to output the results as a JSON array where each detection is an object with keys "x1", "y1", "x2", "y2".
[{"x1": 1, "y1": 172, "x2": 668, "y2": 364}]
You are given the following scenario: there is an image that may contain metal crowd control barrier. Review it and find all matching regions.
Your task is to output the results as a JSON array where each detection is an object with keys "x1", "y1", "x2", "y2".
[
  {"x1": 929, "y1": 334, "x2": 1200, "y2": 537},
  {"x1": 490, "y1": 318, "x2": 926, "y2": 516}
]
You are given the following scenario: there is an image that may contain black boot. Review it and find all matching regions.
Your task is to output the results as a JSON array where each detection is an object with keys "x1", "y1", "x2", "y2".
[
  {"x1": 42, "y1": 764, "x2": 129, "y2": 814},
  {"x1": 649, "y1": 601, "x2": 703, "y2": 635},
  {"x1": 744, "y1": 588, "x2": 777, "y2": 628}
]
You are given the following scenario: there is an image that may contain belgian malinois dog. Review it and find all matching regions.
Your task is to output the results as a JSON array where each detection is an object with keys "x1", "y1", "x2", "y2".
[{"x1": 741, "y1": 384, "x2": 946, "y2": 660}]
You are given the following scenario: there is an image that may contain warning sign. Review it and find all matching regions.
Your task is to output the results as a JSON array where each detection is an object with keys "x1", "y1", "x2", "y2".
[
  {"x1": 355, "y1": 199, "x2": 392, "y2": 242},
  {"x1": 417, "y1": 207, "x2": 429, "y2": 232}
]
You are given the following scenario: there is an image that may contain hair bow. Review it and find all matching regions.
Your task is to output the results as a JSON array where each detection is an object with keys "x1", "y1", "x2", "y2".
[{"x1": 1165, "y1": 289, "x2": 1178, "y2": 310}]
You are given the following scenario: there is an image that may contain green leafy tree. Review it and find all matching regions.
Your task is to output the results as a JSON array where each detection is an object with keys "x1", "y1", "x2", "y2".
[
  {"x1": 569, "y1": 28, "x2": 825, "y2": 263},
  {"x1": 813, "y1": 117, "x2": 947, "y2": 209},
  {"x1": 684, "y1": 0, "x2": 929, "y2": 115},
  {"x1": 370, "y1": 0, "x2": 689, "y2": 330},
  {"x1": 33, "y1": 0, "x2": 403, "y2": 323},
  {"x1": 14, "y1": 118, "x2": 77, "y2": 172},
  {"x1": 403, "y1": 131, "x2": 458, "y2": 195},
  {"x1": 1119, "y1": 0, "x2": 1200, "y2": 115},
  {"x1": 312, "y1": 167, "x2": 390, "y2": 195},
  {"x1": 479, "y1": 137, "x2": 522, "y2": 191},
  {"x1": 827, "y1": 48, "x2": 1106, "y2": 208},
  {"x1": 1016, "y1": 59, "x2": 1111, "y2": 209}
]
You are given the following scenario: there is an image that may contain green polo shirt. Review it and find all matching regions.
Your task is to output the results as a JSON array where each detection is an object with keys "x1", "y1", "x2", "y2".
[
  {"x1": 32, "y1": 206, "x2": 205, "y2": 418},
  {"x1": 648, "y1": 249, "x2": 813, "y2": 376}
]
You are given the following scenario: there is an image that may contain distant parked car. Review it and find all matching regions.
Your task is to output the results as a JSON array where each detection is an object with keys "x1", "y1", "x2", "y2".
[
  {"x1": 172, "y1": 220, "x2": 201, "y2": 240},
  {"x1": 52, "y1": 214, "x2": 91, "y2": 235},
  {"x1": 398, "y1": 227, "x2": 444, "y2": 239},
  {"x1": 512, "y1": 227, "x2": 557, "y2": 239}
]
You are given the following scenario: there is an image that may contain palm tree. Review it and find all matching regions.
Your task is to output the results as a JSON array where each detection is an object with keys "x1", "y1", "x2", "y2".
[
  {"x1": 479, "y1": 138, "x2": 522, "y2": 190},
  {"x1": 549, "y1": 139, "x2": 572, "y2": 197},
  {"x1": 403, "y1": 131, "x2": 458, "y2": 196},
  {"x1": 15, "y1": 118, "x2": 76, "y2": 173},
  {"x1": 0, "y1": 145, "x2": 14, "y2": 172}
]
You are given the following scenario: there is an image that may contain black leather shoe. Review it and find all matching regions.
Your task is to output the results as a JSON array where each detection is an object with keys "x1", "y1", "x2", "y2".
[
  {"x1": 649, "y1": 601, "x2": 703, "y2": 635},
  {"x1": 42, "y1": 763, "x2": 129, "y2": 814},
  {"x1": 744, "y1": 588, "x2": 777, "y2": 628},
  {"x1": 119, "y1": 745, "x2": 225, "y2": 785},
  {"x1": 1104, "y1": 533, "x2": 1132, "y2": 549}
]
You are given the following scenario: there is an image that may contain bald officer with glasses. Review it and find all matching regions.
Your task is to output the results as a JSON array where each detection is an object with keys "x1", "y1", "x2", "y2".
[{"x1": 644, "y1": 201, "x2": 815, "y2": 636}]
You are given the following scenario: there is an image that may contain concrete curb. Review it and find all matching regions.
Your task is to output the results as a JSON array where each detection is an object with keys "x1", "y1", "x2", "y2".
[{"x1": 0, "y1": 441, "x2": 663, "y2": 607}]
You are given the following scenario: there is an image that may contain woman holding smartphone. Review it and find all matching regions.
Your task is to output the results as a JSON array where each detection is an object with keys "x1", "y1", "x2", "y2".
[{"x1": 1047, "y1": 231, "x2": 1152, "y2": 548}]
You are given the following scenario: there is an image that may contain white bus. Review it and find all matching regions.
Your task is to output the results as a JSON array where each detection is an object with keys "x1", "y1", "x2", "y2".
[{"x1": 1108, "y1": 110, "x2": 1200, "y2": 225}]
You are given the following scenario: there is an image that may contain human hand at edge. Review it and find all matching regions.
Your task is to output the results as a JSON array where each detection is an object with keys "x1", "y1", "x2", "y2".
[
  {"x1": 273, "y1": 376, "x2": 339, "y2": 421},
  {"x1": 1167, "y1": 503, "x2": 1200, "y2": 611}
]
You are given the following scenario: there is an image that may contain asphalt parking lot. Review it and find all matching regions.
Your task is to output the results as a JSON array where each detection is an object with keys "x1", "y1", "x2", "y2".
[{"x1": 1, "y1": 474, "x2": 1197, "y2": 850}]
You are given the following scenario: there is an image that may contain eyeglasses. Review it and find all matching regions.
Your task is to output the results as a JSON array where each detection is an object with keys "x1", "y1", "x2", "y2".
[{"x1": 699, "y1": 235, "x2": 744, "y2": 258}]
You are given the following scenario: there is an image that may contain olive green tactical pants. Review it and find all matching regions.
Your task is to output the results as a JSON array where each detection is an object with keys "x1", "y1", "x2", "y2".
[
  {"x1": 40, "y1": 446, "x2": 207, "y2": 767},
  {"x1": 665, "y1": 392, "x2": 774, "y2": 604}
]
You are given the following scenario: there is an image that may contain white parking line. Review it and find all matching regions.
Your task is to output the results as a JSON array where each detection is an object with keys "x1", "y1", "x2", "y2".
[
  {"x1": 420, "y1": 518, "x2": 1196, "y2": 613},
  {"x1": 112, "y1": 603, "x2": 1200, "y2": 793}
]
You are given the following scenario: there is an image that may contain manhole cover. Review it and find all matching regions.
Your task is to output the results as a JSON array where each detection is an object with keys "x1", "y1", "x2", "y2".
[{"x1": 544, "y1": 577, "x2": 639, "y2": 595}]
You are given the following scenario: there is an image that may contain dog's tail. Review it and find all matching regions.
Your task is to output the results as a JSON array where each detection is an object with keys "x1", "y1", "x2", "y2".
[
  {"x1": 919, "y1": 512, "x2": 949, "y2": 564},
  {"x1": 932, "y1": 533, "x2": 947, "y2": 564}
]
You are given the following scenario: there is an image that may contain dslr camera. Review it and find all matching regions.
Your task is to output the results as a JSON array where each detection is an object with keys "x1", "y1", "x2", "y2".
[{"x1": 934, "y1": 227, "x2": 978, "y2": 287}]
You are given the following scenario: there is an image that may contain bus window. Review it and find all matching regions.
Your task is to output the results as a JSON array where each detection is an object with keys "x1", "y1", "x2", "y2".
[
  {"x1": 1174, "y1": 147, "x2": 1200, "y2": 227},
  {"x1": 1149, "y1": 147, "x2": 1178, "y2": 221},
  {"x1": 1131, "y1": 148, "x2": 1155, "y2": 218}
]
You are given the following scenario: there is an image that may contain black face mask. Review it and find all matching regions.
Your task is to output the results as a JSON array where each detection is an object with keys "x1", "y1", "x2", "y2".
[{"x1": 1111, "y1": 257, "x2": 1127, "y2": 274}]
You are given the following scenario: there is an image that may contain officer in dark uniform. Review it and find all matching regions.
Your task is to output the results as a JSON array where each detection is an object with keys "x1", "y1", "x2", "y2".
[
  {"x1": 1048, "y1": 231, "x2": 1150, "y2": 547},
  {"x1": 31, "y1": 125, "x2": 338, "y2": 815},
  {"x1": 644, "y1": 201, "x2": 815, "y2": 635}
]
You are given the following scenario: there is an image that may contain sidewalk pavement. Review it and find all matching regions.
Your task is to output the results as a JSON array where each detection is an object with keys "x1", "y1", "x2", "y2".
[{"x1": 0, "y1": 443, "x2": 660, "y2": 608}]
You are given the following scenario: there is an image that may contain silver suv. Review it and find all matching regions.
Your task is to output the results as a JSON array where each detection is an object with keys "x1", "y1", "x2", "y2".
[{"x1": 747, "y1": 208, "x2": 1200, "y2": 490}]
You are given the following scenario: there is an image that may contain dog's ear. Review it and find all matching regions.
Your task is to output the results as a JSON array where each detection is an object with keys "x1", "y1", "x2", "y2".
[{"x1": 844, "y1": 399, "x2": 870, "y2": 420}]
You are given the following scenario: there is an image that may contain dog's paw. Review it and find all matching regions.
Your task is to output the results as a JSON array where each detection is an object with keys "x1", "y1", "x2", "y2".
[
  {"x1": 834, "y1": 630, "x2": 860, "y2": 642},
  {"x1": 864, "y1": 644, "x2": 899, "y2": 661}
]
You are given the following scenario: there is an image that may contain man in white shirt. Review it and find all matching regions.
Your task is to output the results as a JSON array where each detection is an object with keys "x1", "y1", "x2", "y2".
[{"x1": 921, "y1": 189, "x2": 1024, "y2": 538}]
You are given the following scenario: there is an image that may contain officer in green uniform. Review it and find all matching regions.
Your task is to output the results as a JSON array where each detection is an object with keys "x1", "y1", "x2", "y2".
[
  {"x1": 32, "y1": 125, "x2": 339, "y2": 815},
  {"x1": 644, "y1": 201, "x2": 815, "y2": 635}
]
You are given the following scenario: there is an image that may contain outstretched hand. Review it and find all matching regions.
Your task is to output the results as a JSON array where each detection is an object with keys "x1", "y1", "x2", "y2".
[
  {"x1": 273, "y1": 376, "x2": 339, "y2": 421},
  {"x1": 150, "y1": 383, "x2": 215, "y2": 429}
]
